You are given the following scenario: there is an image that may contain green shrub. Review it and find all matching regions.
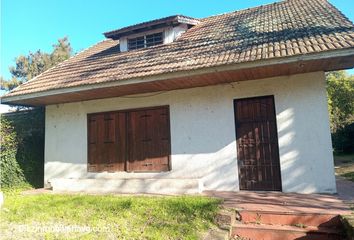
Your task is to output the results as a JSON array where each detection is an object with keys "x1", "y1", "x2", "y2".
[
  {"x1": 0, "y1": 118, "x2": 26, "y2": 188},
  {"x1": 332, "y1": 123, "x2": 354, "y2": 153},
  {"x1": 2, "y1": 108, "x2": 45, "y2": 188}
]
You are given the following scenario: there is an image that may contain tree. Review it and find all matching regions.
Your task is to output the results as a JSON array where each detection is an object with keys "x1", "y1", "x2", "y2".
[
  {"x1": 50, "y1": 37, "x2": 72, "y2": 65},
  {"x1": 0, "y1": 38, "x2": 66, "y2": 187},
  {"x1": 1, "y1": 76, "x2": 22, "y2": 91},
  {"x1": 326, "y1": 70, "x2": 354, "y2": 152},
  {"x1": 326, "y1": 71, "x2": 354, "y2": 133},
  {"x1": 1, "y1": 37, "x2": 72, "y2": 91}
]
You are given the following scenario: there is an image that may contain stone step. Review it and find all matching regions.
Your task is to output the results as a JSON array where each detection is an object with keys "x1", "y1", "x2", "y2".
[
  {"x1": 237, "y1": 209, "x2": 342, "y2": 228},
  {"x1": 49, "y1": 178, "x2": 202, "y2": 194},
  {"x1": 231, "y1": 223, "x2": 344, "y2": 240}
]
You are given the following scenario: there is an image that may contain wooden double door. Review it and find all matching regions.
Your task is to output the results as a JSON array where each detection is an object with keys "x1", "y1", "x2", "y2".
[
  {"x1": 234, "y1": 96, "x2": 282, "y2": 191},
  {"x1": 87, "y1": 106, "x2": 171, "y2": 172}
]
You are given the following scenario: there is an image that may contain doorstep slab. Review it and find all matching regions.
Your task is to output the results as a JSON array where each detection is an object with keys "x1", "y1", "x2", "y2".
[{"x1": 204, "y1": 191, "x2": 351, "y2": 215}]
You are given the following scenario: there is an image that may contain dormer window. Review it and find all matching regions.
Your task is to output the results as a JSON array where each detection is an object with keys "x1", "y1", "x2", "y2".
[
  {"x1": 127, "y1": 32, "x2": 163, "y2": 50},
  {"x1": 104, "y1": 15, "x2": 200, "y2": 52}
]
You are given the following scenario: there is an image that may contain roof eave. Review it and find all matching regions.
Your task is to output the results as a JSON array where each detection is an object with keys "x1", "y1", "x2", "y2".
[{"x1": 2, "y1": 48, "x2": 354, "y2": 106}]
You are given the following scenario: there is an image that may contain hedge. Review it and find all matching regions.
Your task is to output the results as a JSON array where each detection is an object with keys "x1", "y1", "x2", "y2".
[
  {"x1": 0, "y1": 118, "x2": 26, "y2": 187},
  {"x1": 0, "y1": 108, "x2": 45, "y2": 188},
  {"x1": 332, "y1": 122, "x2": 354, "y2": 153}
]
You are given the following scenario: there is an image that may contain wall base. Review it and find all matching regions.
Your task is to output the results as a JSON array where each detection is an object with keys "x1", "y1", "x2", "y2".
[{"x1": 49, "y1": 178, "x2": 203, "y2": 195}]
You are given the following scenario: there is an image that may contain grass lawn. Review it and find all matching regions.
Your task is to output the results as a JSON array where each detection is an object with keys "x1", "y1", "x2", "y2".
[
  {"x1": 334, "y1": 153, "x2": 354, "y2": 182},
  {"x1": 333, "y1": 153, "x2": 354, "y2": 238},
  {"x1": 0, "y1": 191, "x2": 220, "y2": 240}
]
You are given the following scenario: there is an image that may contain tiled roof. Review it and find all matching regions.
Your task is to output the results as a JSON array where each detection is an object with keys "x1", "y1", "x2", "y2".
[{"x1": 4, "y1": 0, "x2": 354, "y2": 98}]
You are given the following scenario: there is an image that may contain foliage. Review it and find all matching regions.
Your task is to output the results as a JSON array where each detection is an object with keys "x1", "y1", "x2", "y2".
[
  {"x1": 342, "y1": 172, "x2": 354, "y2": 182},
  {"x1": 0, "y1": 38, "x2": 66, "y2": 188},
  {"x1": 326, "y1": 71, "x2": 354, "y2": 132},
  {"x1": 332, "y1": 123, "x2": 354, "y2": 153},
  {"x1": 0, "y1": 119, "x2": 26, "y2": 188},
  {"x1": 1, "y1": 37, "x2": 72, "y2": 91},
  {"x1": 0, "y1": 194, "x2": 220, "y2": 239},
  {"x1": 1, "y1": 184, "x2": 32, "y2": 196},
  {"x1": 2, "y1": 108, "x2": 45, "y2": 188},
  {"x1": 326, "y1": 71, "x2": 354, "y2": 153},
  {"x1": 333, "y1": 153, "x2": 354, "y2": 182},
  {"x1": 0, "y1": 76, "x2": 22, "y2": 92}
]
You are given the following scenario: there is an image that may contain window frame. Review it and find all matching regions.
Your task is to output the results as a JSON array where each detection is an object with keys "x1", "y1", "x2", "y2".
[{"x1": 127, "y1": 32, "x2": 164, "y2": 50}]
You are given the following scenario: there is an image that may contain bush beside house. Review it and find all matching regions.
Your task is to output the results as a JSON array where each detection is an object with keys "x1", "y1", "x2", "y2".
[
  {"x1": 0, "y1": 118, "x2": 26, "y2": 188},
  {"x1": 0, "y1": 108, "x2": 45, "y2": 188},
  {"x1": 326, "y1": 71, "x2": 354, "y2": 154}
]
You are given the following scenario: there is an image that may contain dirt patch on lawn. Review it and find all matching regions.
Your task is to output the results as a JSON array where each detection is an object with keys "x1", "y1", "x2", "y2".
[{"x1": 334, "y1": 154, "x2": 354, "y2": 182}]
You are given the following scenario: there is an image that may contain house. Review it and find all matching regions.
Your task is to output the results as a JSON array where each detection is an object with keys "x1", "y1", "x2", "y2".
[{"x1": 2, "y1": 0, "x2": 354, "y2": 194}]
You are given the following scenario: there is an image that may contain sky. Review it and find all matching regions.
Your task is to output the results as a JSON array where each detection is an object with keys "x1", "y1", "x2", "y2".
[{"x1": 1, "y1": 0, "x2": 354, "y2": 79}]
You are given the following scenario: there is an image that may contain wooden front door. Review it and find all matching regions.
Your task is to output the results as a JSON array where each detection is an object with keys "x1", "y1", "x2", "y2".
[{"x1": 234, "y1": 96, "x2": 282, "y2": 191}]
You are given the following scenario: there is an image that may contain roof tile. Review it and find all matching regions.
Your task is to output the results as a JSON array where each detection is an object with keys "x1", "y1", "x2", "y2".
[{"x1": 4, "y1": 0, "x2": 354, "y2": 98}]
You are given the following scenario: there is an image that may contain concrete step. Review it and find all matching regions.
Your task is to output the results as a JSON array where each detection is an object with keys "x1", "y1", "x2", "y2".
[
  {"x1": 237, "y1": 209, "x2": 342, "y2": 228},
  {"x1": 49, "y1": 178, "x2": 202, "y2": 194},
  {"x1": 201, "y1": 228, "x2": 229, "y2": 240},
  {"x1": 231, "y1": 223, "x2": 344, "y2": 240}
]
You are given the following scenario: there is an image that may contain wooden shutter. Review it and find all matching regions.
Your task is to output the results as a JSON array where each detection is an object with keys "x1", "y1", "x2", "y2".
[
  {"x1": 115, "y1": 112, "x2": 127, "y2": 171},
  {"x1": 153, "y1": 107, "x2": 170, "y2": 171},
  {"x1": 88, "y1": 115, "x2": 99, "y2": 171},
  {"x1": 127, "y1": 106, "x2": 170, "y2": 172},
  {"x1": 87, "y1": 112, "x2": 126, "y2": 172},
  {"x1": 87, "y1": 106, "x2": 170, "y2": 173}
]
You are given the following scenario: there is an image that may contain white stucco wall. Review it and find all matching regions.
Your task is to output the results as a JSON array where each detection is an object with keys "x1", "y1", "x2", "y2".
[{"x1": 44, "y1": 71, "x2": 336, "y2": 194}]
